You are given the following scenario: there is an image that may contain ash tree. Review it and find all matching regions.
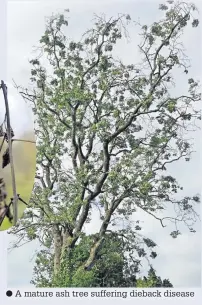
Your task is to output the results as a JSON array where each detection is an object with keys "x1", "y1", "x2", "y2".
[{"x1": 11, "y1": 1, "x2": 200, "y2": 287}]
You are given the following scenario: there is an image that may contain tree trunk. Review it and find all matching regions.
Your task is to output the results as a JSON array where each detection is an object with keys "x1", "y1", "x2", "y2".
[{"x1": 53, "y1": 225, "x2": 62, "y2": 275}]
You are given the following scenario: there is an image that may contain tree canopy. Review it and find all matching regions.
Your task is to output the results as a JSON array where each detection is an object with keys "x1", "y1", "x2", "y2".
[{"x1": 11, "y1": 1, "x2": 200, "y2": 287}]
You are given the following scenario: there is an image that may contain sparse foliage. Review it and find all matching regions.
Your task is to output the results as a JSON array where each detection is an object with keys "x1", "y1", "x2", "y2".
[{"x1": 11, "y1": 1, "x2": 200, "y2": 287}]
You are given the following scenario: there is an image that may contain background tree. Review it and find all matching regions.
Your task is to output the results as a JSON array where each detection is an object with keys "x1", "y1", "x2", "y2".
[
  {"x1": 31, "y1": 233, "x2": 173, "y2": 287},
  {"x1": 11, "y1": 1, "x2": 200, "y2": 287},
  {"x1": 136, "y1": 267, "x2": 173, "y2": 288}
]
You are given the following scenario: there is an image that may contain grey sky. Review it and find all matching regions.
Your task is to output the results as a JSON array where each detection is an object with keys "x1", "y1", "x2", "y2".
[
  {"x1": 0, "y1": 83, "x2": 34, "y2": 137},
  {"x1": 5, "y1": 0, "x2": 201, "y2": 289}
]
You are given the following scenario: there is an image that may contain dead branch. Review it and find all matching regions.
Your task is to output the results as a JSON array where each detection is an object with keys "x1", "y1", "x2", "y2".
[{"x1": 0, "y1": 80, "x2": 18, "y2": 225}]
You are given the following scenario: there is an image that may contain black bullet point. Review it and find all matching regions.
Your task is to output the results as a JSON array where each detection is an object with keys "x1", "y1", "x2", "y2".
[{"x1": 6, "y1": 290, "x2": 13, "y2": 297}]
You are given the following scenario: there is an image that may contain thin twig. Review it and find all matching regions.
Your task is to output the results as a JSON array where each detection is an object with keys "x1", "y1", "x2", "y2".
[
  {"x1": 12, "y1": 139, "x2": 36, "y2": 144},
  {"x1": 1, "y1": 80, "x2": 18, "y2": 226},
  {"x1": 0, "y1": 135, "x2": 5, "y2": 153},
  {"x1": 0, "y1": 199, "x2": 13, "y2": 227}
]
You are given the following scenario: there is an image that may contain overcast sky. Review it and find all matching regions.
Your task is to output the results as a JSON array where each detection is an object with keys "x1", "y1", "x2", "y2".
[{"x1": 5, "y1": 0, "x2": 201, "y2": 289}]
